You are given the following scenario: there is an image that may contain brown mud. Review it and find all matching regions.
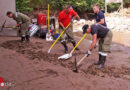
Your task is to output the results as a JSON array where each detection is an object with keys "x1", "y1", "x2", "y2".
[
  {"x1": 0, "y1": 36, "x2": 130, "y2": 90},
  {"x1": 1, "y1": 40, "x2": 130, "y2": 80}
]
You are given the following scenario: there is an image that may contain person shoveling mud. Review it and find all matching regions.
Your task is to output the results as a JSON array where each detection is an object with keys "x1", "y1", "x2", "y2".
[
  {"x1": 58, "y1": 5, "x2": 80, "y2": 53},
  {"x1": 82, "y1": 23, "x2": 113, "y2": 68},
  {"x1": 6, "y1": 11, "x2": 32, "y2": 43}
]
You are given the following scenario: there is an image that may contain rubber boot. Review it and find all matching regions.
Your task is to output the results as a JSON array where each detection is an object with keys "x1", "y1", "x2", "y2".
[
  {"x1": 21, "y1": 36, "x2": 25, "y2": 43},
  {"x1": 26, "y1": 35, "x2": 30, "y2": 42},
  {"x1": 94, "y1": 54, "x2": 101, "y2": 65},
  {"x1": 61, "y1": 42, "x2": 68, "y2": 53},
  {"x1": 71, "y1": 41, "x2": 79, "y2": 50},
  {"x1": 98, "y1": 55, "x2": 106, "y2": 68}
]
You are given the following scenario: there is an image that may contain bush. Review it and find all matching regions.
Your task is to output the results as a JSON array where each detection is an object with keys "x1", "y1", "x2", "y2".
[
  {"x1": 16, "y1": 0, "x2": 33, "y2": 12},
  {"x1": 16, "y1": 0, "x2": 129, "y2": 13},
  {"x1": 107, "y1": 3, "x2": 121, "y2": 12}
]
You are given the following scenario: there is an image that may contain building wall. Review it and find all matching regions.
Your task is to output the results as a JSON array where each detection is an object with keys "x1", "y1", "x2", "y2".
[
  {"x1": 106, "y1": 0, "x2": 123, "y2": 3},
  {"x1": 0, "y1": 0, "x2": 16, "y2": 26}
]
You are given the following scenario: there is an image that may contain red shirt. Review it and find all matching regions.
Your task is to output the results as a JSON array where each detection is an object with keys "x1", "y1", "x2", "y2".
[
  {"x1": 37, "y1": 13, "x2": 47, "y2": 25},
  {"x1": 58, "y1": 10, "x2": 77, "y2": 27}
]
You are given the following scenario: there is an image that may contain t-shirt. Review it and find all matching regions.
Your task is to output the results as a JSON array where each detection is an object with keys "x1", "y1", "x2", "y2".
[
  {"x1": 91, "y1": 24, "x2": 109, "y2": 38},
  {"x1": 13, "y1": 12, "x2": 31, "y2": 24},
  {"x1": 58, "y1": 10, "x2": 77, "y2": 27},
  {"x1": 94, "y1": 10, "x2": 107, "y2": 26}
]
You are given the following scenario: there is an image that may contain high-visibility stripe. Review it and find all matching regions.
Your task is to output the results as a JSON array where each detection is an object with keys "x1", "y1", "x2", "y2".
[
  {"x1": 22, "y1": 35, "x2": 25, "y2": 37},
  {"x1": 99, "y1": 52, "x2": 102, "y2": 54},
  {"x1": 101, "y1": 52, "x2": 108, "y2": 56}
]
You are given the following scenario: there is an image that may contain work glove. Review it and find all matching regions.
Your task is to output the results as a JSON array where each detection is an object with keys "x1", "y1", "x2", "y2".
[
  {"x1": 94, "y1": 43, "x2": 98, "y2": 49},
  {"x1": 71, "y1": 19, "x2": 74, "y2": 23},
  {"x1": 62, "y1": 27, "x2": 65, "y2": 30},
  {"x1": 82, "y1": 24, "x2": 89, "y2": 34},
  {"x1": 86, "y1": 50, "x2": 91, "y2": 56},
  {"x1": 12, "y1": 26, "x2": 17, "y2": 30},
  {"x1": 94, "y1": 45, "x2": 97, "y2": 49}
]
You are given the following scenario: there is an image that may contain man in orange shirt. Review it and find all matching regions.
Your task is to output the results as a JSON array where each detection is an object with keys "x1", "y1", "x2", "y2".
[{"x1": 58, "y1": 5, "x2": 80, "y2": 53}]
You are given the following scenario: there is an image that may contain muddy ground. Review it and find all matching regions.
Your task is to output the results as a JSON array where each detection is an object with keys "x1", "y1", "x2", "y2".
[{"x1": 0, "y1": 33, "x2": 130, "y2": 90}]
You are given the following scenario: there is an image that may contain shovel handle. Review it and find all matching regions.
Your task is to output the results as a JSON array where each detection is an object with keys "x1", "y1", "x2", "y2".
[
  {"x1": 77, "y1": 54, "x2": 88, "y2": 66},
  {"x1": 0, "y1": 25, "x2": 14, "y2": 28},
  {"x1": 4, "y1": 26, "x2": 13, "y2": 28},
  {"x1": 48, "y1": 23, "x2": 71, "y2": 53},
  {"x1": 48, "y1": 4, "x2": 50, "y2": 30},
  {"x1": 1, "y1": 20, "x2": 6, "y2": 27},
  {"x1": 70, "y1": 33, "x2": 87, "y2": 54}
]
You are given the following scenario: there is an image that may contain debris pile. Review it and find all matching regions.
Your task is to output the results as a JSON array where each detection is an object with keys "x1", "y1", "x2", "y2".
[
  {"x1": 105, "y1": 11, "x2": 130, "y2": 33},
  {"x1": 73, "y1": 19, "x2": 93, "y2": 32},
  {"x1": 73, "y1": 10, "x2": 130, "y2": 33}
]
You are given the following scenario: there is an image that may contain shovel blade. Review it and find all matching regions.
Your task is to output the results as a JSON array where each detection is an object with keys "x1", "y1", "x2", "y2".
[
  {"x1": 48, "y1": 49, "x2": 51, "y2": 53},
  {"x1": 58, "y1": 53, "x2": 72, "y2": 60}
]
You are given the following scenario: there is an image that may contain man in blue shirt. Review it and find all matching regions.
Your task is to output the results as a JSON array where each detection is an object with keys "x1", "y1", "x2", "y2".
[
  {"x1": 93, "y1": 5, "x2": 107, "y2": 26},
  {"x1": 82, "y1": 24, "x2": 113, "y2": 68}
]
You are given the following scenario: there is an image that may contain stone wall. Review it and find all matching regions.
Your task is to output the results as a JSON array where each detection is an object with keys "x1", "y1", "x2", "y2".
[{"x1": 0, "y1": 0, "x2": 16, "y2": 26}]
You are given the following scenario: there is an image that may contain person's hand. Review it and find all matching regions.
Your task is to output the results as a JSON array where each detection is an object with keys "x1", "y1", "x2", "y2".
[
  {"x1": 71, "y1": 19, "x2": 74, "y2": 23},
  {"x1": 94, "y1": 45, "x2": 97, "y2": 49},
  {"x1": 62, "y1": 26, "x2": 65, "y2": 30},
  {"x1": 12, "y1": 26, "x2": 17, "y2": 29},
  {"x1": 86, "y1": 50, "x2": 91, "y2": 56},
  {"x1": 94, "y1": 43, "x2": 98, "y2": 49},
  {"x1": 16, "y1": 24, "x2": 21, "y2": 27}
]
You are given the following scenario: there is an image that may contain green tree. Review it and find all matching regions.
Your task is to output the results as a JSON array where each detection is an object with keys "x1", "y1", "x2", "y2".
[
  {"x1": 30, "y1": 0, "x2": 48, "y2": 9},
  {"x1": 16, "y1": 0, "x2": 32, "y2": 12},
  {"x1": 16, "y1": 0, "x2": 130, "y2": 13},
  {"x1": 49, "y1": 0, "x2": 105, "y2": 12},
  {"x1": 124, "y1": 0, "x2": 130, "y2": 4}
]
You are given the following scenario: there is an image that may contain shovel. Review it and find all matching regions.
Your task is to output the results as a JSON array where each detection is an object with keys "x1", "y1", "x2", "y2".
[
  {"x1": 58, "y1": 33, "x2": 87, "y2": 60},
  {"x1": 77, "y1": 54, "x2": 89, "y2": 66},
  {"x1": 73, "y1": 54, "x2": 89, "y2": 73},
  {"x1": 48, "y1": 23, "x2": 71, "y2": 53},
  {"x1": 0, "y1": 26, "x2": 16, "y2": 29}
]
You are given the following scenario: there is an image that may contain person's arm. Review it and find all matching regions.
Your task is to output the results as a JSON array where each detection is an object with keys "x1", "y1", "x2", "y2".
[
  {"x1": 16, "y1": 24, "x2": 20, "y2": 27},
  {"x1": 58, "y1": 13, "x2": 65, "y2": 29},
  {"x1": 97, "y1": 19, "x2": 104, "y2": 25},
  {"x1": 94, "y1": 19, "x2": 96, "y2": 23},
  {"x1": 71, "y1": 10, "x2": 80, "y2": 21},
  {"x1": 90, "y1": 34, "x2": 97, "y2": 51},
  {"x1": 12, "y1": 24, "x2": 20, "y2": 29},
  {"x1": 94, "y1": 14, "x2": 97, "y2": 23},
  {"x1": 59, "y1": 22, "x2": 65, "y2": 29},
  {"x1": 73, "y1": 14, "x2": 80, "y2": 21},
  {"x1": 97, "y1": 12, "x2": 105, "y2": 25},
  {"x1": 86, "y1": 34, "x2": 97, "y2": 56},
  {"x1": 14, "y1": 18, "x2": 21, "y2": 27}
]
